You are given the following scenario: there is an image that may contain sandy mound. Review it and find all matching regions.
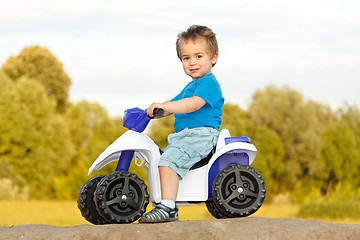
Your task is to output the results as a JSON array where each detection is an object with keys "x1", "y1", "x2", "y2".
[{"x1": 1, "y1": 218, "x2": 360, "y2": 240}]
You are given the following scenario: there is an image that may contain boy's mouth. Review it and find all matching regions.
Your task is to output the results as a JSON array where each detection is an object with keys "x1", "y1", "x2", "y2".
[{"x1": 190, "y1": 68, "x2": 199, "y2": 72}]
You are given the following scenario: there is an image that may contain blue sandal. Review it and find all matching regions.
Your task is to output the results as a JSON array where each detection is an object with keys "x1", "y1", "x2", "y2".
[{"x1": 140, "y1": 204, "x2": 178, "y2": 223}]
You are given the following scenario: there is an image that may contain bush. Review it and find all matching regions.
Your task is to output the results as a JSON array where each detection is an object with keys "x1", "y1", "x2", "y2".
[
  {"x1": 297, "y1": 200, "x2": 360, "y2": 220},
  {"x1": 297, "y1": 184, "x2": 360, "y2": 220},
  {"x1": 0, "y1": 178, "x2": 29, "y2": 200}
]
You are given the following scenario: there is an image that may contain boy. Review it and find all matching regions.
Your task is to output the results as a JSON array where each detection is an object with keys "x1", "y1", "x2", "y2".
[{"x1": 140, "y1": 25, "x2": 224, "y2": 223}]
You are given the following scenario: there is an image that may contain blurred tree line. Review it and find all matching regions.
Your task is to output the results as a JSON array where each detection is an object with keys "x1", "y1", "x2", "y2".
[{"x1": 0, "y1": 46, "x2": 359, "y2": 204}]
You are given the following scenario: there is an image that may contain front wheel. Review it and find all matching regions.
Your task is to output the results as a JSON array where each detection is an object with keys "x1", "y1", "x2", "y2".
[
  {"x1": 213, "y1": 164, "x2": 266, "y2": 218},
  {"x1": 94, "y1": 171, "x2": 149, "y2": 224},
  {"x1": 77, "y1": 175, "x2": 110, "y2": 225}
]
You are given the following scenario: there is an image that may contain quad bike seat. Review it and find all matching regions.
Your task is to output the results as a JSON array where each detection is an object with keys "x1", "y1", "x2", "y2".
[{"x1": 159, "y1": 129, "x2": 251, "y2": 171}]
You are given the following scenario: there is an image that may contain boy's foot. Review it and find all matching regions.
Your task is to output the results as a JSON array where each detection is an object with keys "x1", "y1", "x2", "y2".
[{"x1": 139, "y1": 204, "x2": 178, "y2": 223}]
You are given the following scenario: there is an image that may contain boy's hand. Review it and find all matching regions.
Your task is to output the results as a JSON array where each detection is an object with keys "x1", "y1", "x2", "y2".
[{"x1": 146, "y1": 102, "x2": 163, "y2": 118}]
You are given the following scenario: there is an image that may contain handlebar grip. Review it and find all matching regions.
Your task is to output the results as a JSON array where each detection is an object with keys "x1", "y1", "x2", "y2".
[{"x1": 153, "y1": 108, "x2": 164, "y2": 118}]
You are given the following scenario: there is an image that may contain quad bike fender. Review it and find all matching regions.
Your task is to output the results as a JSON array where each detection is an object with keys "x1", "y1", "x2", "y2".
[
  {"x1": 214, "y1": 129, "x2": 257, "y2": 165},
  {"x1": 88, "y1": 130, "x2": 161, "y2": 175},
  {"x1": 210, "y1": 141, "x2": 257, "y2": 166},
  {"x1": 88, "y1": 130, "x2": 162, "y2": 203}
]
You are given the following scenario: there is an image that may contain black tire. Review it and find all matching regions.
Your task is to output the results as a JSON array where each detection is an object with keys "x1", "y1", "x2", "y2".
[
  {"x1": 205, "y1": 200, "x2": 229, "y2": 219},
  {"x1": 94, "y1": 171, "x2": 149, "y2": 224},
  {"x1": 213, "y1": 164, "x2": 266, "y2": 218},
  {"x1": 78, "y1": 175, "x2": 110, "y2": 225}
]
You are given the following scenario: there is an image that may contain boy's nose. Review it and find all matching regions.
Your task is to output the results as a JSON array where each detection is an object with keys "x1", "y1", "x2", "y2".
[{"x1": 189, "y1": 57, "x2": 196, "y2": 65}]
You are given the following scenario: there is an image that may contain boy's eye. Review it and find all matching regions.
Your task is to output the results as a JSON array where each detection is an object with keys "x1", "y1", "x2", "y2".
[
  {"x1": 182, "y1": 57, "x2": 189, "y2": 61},
  {"x1": 196, "y1": 55, "x2": 203, "y2": 59}
]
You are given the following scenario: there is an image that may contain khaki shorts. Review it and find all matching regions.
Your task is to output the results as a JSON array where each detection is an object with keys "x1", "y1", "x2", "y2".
[{"x1": 159, "y1": 127, "x2": 219, "y2": 179}]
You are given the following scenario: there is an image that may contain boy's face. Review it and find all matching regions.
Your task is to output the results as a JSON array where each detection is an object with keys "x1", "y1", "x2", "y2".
[{"x1": 179, "y1": 38, "x2": 218, "y2": 80}]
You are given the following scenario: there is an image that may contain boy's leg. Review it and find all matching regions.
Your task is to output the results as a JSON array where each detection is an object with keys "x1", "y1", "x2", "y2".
[
  {"x1": 139, "y1": 166, "x2": 179, "y2": 223},
  {"x1": 159, "y1": 166, "x2": 179, "y2": 204}
]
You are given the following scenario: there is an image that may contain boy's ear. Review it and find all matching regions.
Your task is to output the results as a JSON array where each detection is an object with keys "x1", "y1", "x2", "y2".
[{"x1": 211, "y1": 52, "x2": 219, "y2": 65}]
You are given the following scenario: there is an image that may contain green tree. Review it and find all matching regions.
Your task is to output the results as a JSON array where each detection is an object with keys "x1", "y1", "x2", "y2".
[
  {"x1": 248, "y1": 85, "x2": 334, "y2": 196},
  {"x1": 0, "y1": 73, "x2": 73, "y2": 198},
  {"x1": 0, "y1": 72, "x2": 21, "y2": 188},
  {"x1": 248, "y1": 85, "x2": 303, "y2": 189},
  {"x1": 221, "y1": 103, "x2": 254, "y2": 136},
  {"x1": 248, "y1": 85, "x2": 304, "y2": 135},
  {"x1": 2, "y1": 46, "x2": 71, "y2": 112},
  {"x1": 339, "y1": 104, "x2": 360, "y2": 150},
  {"x1": 251, "y1": 126, "x2": 285, "y2": 198},
  {"x1": 321, "y1": 118, "x2": 360, "y2": 196},
  {"x1": 55, "y1": 101, "x2": 125, "y2": 199}
]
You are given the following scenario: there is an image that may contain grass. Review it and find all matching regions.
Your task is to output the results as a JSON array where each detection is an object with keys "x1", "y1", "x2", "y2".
[
  {"x1": 0, "y1": 201, "x2": 88, "y2": 226},
  {"x1": 0, "y1": 201, "x2": 359, "y2": 226},
  {"x1": 297, "y1": 201, "x2": 360, "y2": 225}
]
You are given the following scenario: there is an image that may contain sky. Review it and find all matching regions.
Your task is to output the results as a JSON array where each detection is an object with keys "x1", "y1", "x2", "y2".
[{"x1": 1, "y1": 0, "x2": 359, "y2": 116}]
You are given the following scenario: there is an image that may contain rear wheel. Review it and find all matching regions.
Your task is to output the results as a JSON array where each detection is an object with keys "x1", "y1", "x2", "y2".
[
  {"x1": 94, "y1": 171, "x2": 149, "y2": 223},
  {"x1": 213, "y1": 164, "x2": 266, "y2": 218},
  {"x1": 78, "y1": 175, "x2": 110, "y2": 225},
  {"x1": 205, "y1": 200, "x2": 229, "y2": 219}
]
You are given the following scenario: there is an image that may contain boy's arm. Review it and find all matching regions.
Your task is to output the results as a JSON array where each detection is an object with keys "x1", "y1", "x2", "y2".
[{"x1": 147, "y1": 96, "x2": 205, "y2": 118}]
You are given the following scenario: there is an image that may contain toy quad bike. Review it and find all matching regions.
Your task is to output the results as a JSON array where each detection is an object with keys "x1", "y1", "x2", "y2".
[{"x1": 78, "y1": 107, "x2": 266, "y2": 224}]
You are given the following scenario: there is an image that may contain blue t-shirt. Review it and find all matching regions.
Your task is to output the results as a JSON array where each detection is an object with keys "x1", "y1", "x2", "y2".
[{"x1": 171, "y1": 73, "x2": 224, "y2": 132}]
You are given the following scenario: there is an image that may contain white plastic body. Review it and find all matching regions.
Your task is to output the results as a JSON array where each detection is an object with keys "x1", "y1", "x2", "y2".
[{"x1": 88, "y1": 129, "x2": 257, "y2": 204}]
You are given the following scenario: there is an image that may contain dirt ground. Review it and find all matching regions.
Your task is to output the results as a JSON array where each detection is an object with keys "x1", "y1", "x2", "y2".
[{"x1": 1, "y1": 217, "x2": 360, "y2": 240}]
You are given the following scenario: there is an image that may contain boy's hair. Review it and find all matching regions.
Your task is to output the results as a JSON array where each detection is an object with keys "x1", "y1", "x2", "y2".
[{"x1": 176, "y1": 25, "x2": 219, "y2": 65}]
